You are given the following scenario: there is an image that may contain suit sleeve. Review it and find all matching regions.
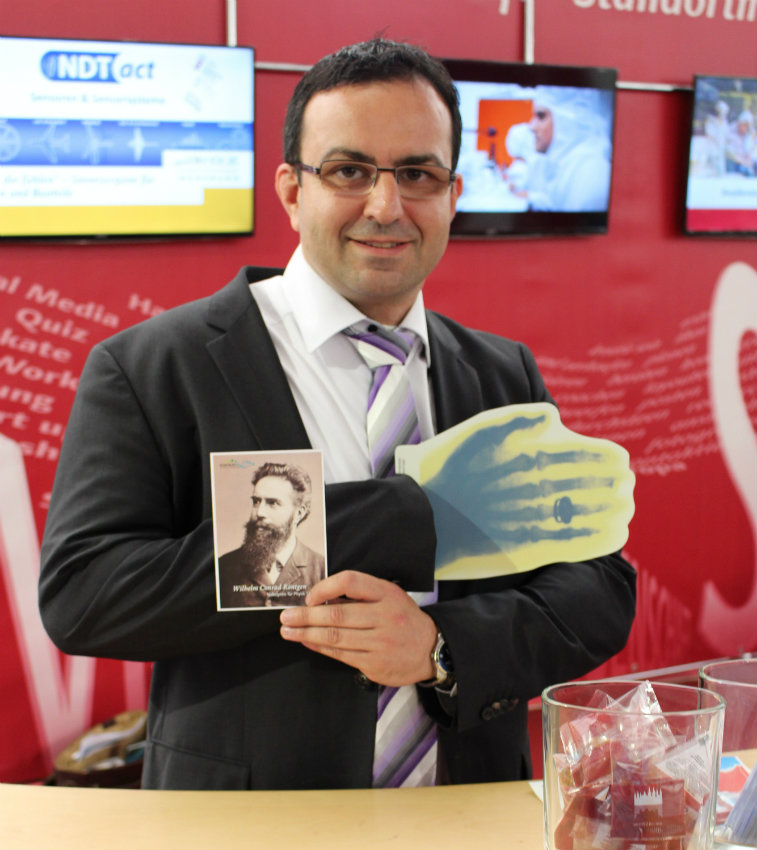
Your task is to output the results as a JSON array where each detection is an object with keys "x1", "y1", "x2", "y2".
[
  {"x1": 38, "y1": 343, "x2": 436, "y2": 662},
  {"x1": 421, "y1": 551, "x2": 636, "y2": 733}
]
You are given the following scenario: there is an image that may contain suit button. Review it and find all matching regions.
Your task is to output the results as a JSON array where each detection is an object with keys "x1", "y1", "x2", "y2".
[
  {"x1": 354, "y1": 672, "x2": 376, "y2": 691},
  {"x1": 481, "y1": 698, "x2": 519, "y2": 721}
]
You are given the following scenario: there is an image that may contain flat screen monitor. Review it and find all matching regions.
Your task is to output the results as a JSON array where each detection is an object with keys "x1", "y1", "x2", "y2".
[
  {"x1": 0, "y1": 36, "x2": 254, "y2": 240},
  {"x1": 684, "y1": 74, "x2": 757, "y2": 236},
  {"x1": 442, "y1": 59, "x2": 617, "y2": 238}
]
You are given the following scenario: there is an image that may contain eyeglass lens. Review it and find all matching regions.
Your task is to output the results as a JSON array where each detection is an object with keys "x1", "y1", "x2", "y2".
[{"x1": 318, "y1": 160, "x2": 452, "y2": 197}]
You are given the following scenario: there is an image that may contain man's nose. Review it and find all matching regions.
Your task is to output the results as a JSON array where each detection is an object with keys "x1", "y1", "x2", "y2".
[{"x1": 362, "y1": 170, "x2": 404, "y2": 223}]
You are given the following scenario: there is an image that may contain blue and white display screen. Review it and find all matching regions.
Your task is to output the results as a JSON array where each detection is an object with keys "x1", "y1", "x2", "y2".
[{"x1": 0, "y1": 36, "x2": 254, "y2": 239}]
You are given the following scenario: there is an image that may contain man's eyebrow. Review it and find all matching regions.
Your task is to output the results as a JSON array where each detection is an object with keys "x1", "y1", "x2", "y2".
[
  {"x1": 319, "y1": 148, "x2": 447, "y2": 168},
  {"x1": 397, "y1": 153, "x2": 448, "y2": 168},
  {"x1": 320, "y1": 147, "x2": 375, "y2": 163}
]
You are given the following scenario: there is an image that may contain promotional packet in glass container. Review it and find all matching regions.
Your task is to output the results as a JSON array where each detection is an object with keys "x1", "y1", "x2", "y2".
[{"x1": 549, "y1": 681, "x2": 723, "y2": 850}]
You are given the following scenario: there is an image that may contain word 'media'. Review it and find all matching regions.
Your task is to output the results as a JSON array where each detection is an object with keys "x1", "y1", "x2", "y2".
[{"x1": 24, "y1": 284, "x2": 119, "y2": 329}]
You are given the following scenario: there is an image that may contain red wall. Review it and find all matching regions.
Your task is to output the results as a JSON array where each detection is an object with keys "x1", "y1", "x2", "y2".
[{"x1": 1, "y1": 0, "x2": 755, "y2": 782}]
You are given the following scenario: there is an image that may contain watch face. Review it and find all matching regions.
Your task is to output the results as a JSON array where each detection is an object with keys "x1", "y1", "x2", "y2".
[{"x1": 439, "y1": 641, "x2": 453, "y2": 673}]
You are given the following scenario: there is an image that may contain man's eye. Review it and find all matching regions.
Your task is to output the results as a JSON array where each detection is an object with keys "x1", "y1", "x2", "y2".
[
  {"x1": 399, "y1": 167, "x2": 446, "y2": 187},
  {"x1": 333, "y1": 164, "x2": 371, "y2": 181},
  {"x1": 402, "y1": 168, "x2": 431, "y2": 182}
]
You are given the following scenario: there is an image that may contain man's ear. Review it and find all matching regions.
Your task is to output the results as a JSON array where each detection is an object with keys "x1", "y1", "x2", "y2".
[{"x1": 275, "y1": 163, "x2": 301, "y2": 233}]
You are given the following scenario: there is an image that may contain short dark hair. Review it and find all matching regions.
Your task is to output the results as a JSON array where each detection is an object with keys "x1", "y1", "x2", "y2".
[
  {"x1": 282, "y1": 37, "x2": 462, "y2": 171},
  {"x1": 252, "y1": 462, "x2": 312, "y2": 524}
]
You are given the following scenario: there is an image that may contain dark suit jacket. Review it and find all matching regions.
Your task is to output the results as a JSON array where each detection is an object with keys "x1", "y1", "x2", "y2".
[
  {"x1": 39, "y1": 265, "x2": 636, "y2": 790},
  {"x1": 218, "y1": 538, "x2": 325, "y2": 608}
]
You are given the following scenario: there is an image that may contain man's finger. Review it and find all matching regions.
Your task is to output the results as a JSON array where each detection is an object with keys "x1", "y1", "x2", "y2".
[
  {"x1": 281, "y1": 623, "x2": 374, "y2": 652},
  {"x1": 304, "y1": 569, "x2": 390, "y2": 607},
  {"x1": 280, "y1": 595, "x2": 372, "y2": 630}
]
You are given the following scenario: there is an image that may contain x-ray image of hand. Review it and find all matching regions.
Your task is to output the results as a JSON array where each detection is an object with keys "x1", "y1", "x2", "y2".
[{"x1": 395, "y1": 403, "x2": 635, "y2": 580}]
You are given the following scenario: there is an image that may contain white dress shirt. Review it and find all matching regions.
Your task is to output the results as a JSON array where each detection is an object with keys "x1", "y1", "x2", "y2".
[{"x1": 250, "y1": 246, "x2": 436, "y2": 485}]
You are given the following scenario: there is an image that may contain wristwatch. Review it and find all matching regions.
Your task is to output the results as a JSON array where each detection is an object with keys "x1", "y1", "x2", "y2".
[{"x1": 419, "y1": 630, "x2": 457, "y2": 695}]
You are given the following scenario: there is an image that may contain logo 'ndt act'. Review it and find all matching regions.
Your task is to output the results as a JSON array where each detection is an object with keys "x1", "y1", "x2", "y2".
[{"x1": 40, "y1": 51, "x2": 155, "y2": 83}]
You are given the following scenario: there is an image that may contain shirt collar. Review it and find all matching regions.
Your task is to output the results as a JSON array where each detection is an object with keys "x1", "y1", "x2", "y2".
[
  {"x1": 275, "y1": 535, "x2": 296, "y2": 568},
  {"x1": 282, "y1": 246, "x2": 431, "y2": 366}
]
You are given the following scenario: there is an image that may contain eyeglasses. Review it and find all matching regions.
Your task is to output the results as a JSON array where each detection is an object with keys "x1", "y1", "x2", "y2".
[{"x1": 295, "y1": 159, "x2": 457, "y2": 199}]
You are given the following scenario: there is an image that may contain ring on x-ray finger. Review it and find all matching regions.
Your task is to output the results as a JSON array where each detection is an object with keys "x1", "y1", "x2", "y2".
[{"x1": 553, "y1": 496, "x2": 574, "y2": 524}]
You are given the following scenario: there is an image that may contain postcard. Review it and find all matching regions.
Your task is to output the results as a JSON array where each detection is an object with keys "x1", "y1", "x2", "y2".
[{"x1": 210, "y1": 449, "x2": 327, "y2": 611}]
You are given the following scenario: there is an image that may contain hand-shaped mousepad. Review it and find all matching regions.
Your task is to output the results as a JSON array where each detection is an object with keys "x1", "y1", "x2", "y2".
[{"x1": 395, "y1": 402, "x2": 635, "y2": 580}]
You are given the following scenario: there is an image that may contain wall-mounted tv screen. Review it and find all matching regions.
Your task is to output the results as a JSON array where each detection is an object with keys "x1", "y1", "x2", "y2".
[
  {"x1": 442, "y1": 59, "x2": 617, "y2": 238},
  {"x1": 0, "y1": 36, "x2": 254, "y2": 240},
  {"x1": 684, "y1": 74, "x2": 757, "y2": 236}
]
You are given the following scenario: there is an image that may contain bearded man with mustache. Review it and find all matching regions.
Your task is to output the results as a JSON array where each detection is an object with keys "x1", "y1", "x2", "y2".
[{"x1": 218, "y1": 462, "x2": 326, "y2": 609}]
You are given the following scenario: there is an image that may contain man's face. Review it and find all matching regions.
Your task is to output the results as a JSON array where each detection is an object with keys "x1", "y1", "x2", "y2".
[
  {"x1": 275, "y1": 78, "x2": 462, "y2": 326},
  {"x1": 250, "y1": 476, "x2": 303, "y2": 535},
  {"x1": 530, "y1": 106, "x2": 554, "y2": 153}
]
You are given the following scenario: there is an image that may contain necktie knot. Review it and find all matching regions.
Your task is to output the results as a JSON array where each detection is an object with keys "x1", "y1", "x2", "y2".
[{"x1": 343, "y1": 323, "x2": 418, "y2": 370}]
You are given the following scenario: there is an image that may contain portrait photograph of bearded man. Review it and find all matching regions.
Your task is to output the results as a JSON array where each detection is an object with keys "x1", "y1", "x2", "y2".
[{"x1": 214, "y1": 456, "x2": 327, "y2": 610}]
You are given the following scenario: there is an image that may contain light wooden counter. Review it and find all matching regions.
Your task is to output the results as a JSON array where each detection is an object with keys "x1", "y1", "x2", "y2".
[{"x1": 0, "y1": 779, "x2": 543, "y2": 850}]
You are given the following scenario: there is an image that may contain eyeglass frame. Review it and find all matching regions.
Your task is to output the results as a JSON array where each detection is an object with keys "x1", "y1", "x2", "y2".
[{"x1": 293, "y1": 159, "x2": 458, "y2": 198}]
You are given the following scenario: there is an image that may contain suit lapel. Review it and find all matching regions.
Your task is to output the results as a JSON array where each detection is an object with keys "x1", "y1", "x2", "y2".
[
  {"x1": 202, "y1": 275, "x2": 485, "y2": 451},
  {"x1": 205, "y1": 267, "x2": 312, "y2": 452},
  {"x1": 426, "y1": 311, "x2": 485, "y2": 432},
  {"x1": 426, "y1": 311, "x2": 489, "y2": 602}
]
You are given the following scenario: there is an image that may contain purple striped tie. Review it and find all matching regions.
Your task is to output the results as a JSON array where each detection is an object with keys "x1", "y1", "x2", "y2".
[{"x1": 344, "y1": 323, "x2": 438, "y2": 788}]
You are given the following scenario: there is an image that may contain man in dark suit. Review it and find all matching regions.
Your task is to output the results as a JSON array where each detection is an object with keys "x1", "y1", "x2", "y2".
[
  {"x1": 218, "y1": 462, "x2": 325, "y2": 609},
  {"x1": 39, "y1": 38, "x2": 636, "y2": 790}
]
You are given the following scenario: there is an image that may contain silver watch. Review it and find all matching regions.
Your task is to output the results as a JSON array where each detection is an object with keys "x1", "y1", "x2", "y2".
[{"x1": 420, "y1": 630, "x2": 456, "y2": 692}]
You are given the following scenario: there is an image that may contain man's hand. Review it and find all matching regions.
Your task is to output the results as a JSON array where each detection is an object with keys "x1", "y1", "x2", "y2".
[{"x1": 279, "y1": 570, "x2": 437, "y2": 687}]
